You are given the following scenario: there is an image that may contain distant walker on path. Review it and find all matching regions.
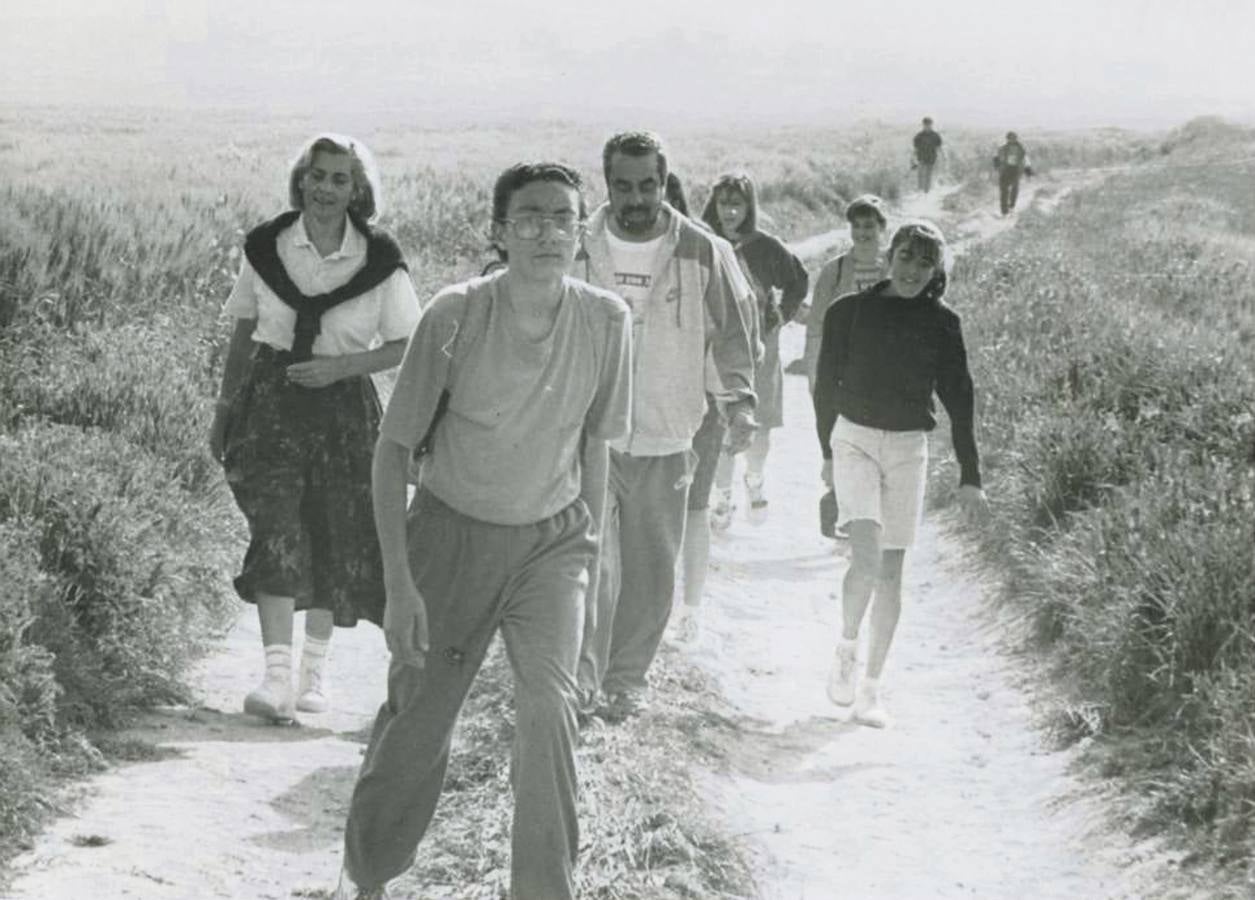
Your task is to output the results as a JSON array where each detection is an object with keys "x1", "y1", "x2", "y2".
[
  {"x1": 994, "y1": 130, "x2": 1033, "y2": 215},
  {"x1": 912, "y1": 117, "x2": 944, "y2": 193}
]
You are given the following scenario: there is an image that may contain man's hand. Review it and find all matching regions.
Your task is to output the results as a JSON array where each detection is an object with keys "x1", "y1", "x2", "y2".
[
  {"x1": 958, "y1": 484, "x2": 990, "y2": 526},
  {"x1": 383, "y1": 573, "x2": 430, "y2": 669},
  {"x1": 821, "y1": 458, "x2": 833, "y2": 489},
  {"x1": 286, "y1": 355, "x2": 347, "y2": 389},
  {"x1": 724, "y1": 402, "x2": 758, "y2": 455}
]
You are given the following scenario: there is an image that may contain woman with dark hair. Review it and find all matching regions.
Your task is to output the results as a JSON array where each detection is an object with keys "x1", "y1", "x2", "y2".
[
  {"x1": 665, "y1": 172, "x2": 761, "y2": 644},
  {"x1": 210, "y1": 132, "x2": 419, "y2": 723},
  {"x1": 813, "y1": 219, "x2": 989, "y2": 728},
  {"x1": 701, "y1": 172, "x2": 808, "y2": 521},
  {"x1": 804, "y1": 194, "x2": 890, "y2": 393},
  {"x1": 664, "y1": 171, "x2": 689, "y2": 216},
  {"x1": 334, "y1": 162, "x2": 632, "y2": 900}
]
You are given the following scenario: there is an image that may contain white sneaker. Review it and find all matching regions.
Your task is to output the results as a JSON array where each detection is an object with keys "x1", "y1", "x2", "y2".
[
  {"x1": 745, "y1": 473, "x2": 767, "y2": 510},
  {"x1": 826, "y1": 641, "x2": 858, "y2": 706},
  {"x1": 296, "y1": 661, "x2": 329, "y2": 713},
  {"x1": 674, "y1": 606, "x2": 702, "y2": 646},
  {"x1": 244, "y1": 676, "x2": 295, "y2": 723},
  {"x1": 710, "y1": 489, "x2": 733, "y2": 532},
  {"x1": 854, "y1": 681, "x2": 891, "y2": 729}
]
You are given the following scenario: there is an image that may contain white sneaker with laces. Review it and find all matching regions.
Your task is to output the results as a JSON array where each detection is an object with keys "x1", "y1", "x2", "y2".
[
  {"x1": 296, "y1": 660, "x2": 329, "y2": 713},
  {"x1": 244, "y1": 675, "x2": 295, "y2": 723},
  {"x1": 826, "y1": 640, "x2": 858, "y2": 707},
  {"x1": 854, "y1": 678, "x2": 891, "y2": 729}
]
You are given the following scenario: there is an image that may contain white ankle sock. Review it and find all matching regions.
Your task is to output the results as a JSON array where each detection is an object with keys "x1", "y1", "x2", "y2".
[
  {"x1": 861, "y1": 675, "x2": 881, "y2": 698},
  {"x1": 838, "y1": 637, "x2": 858, "y2": 656},
  {"x1": 263, "y1": 644, "x2": 292, "y2": 681},
  {"x1": 301, "y1": 635, "x2": 330, "y2": 667}
]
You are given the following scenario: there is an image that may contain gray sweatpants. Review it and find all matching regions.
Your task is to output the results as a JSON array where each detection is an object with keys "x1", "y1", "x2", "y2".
[
  {"x1": 579, "y1": 450, "x2": 690, "y2": 696},
  {"x1": 343, "y1": 490, "x2": 594, "y2": 900}
]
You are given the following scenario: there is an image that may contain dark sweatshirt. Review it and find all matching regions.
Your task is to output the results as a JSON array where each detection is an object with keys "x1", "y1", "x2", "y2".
[
  {"x1": 813, "y1": 281, "x2": 981, "y2": 487},
  {"x1": 736, "y1": 231, "x2": 810, "y2": 322}
]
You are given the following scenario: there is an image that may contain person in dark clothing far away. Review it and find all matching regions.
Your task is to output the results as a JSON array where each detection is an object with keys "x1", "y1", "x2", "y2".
[
  {"x1": 993, "y1": 130, "x2": 1033, "y2": 215},
  {"x1": 912, "y1": 117, "x2": 944, "y2": 193},
  {"x1": 813, "y1": 219, "x2": 989, "y2": 729}
]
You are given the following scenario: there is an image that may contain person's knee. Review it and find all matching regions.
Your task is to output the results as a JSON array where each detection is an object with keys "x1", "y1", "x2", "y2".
[
  {"x1": 515, "y1": 684, "x2": 576, "y2": 740},
  {"x1": 845, "y1": 520, "x2": 882, "y2": 570}
]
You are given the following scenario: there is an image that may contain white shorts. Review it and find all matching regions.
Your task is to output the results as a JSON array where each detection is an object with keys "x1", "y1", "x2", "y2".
[{"x1": 832, "y1": 417, "x2": 928, "y2": 550}]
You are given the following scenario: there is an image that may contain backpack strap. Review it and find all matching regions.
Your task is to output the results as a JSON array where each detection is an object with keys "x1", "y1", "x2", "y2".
[{"x1": 414, "y1": 275, "x2": 494, "y2": 456}]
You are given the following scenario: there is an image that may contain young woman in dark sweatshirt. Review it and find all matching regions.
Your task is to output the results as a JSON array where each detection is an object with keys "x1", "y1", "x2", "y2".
[
  {"x1": 813, "y1": 219, "x2": 988, "y2": 727},
  {"x1": 701, "y1": 172, "x2": 809, "y2": 517}
]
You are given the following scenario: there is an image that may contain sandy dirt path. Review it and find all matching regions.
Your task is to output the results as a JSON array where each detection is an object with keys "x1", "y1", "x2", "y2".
[
  {"x1": 4, "y1": 174, "x2": 1177, "y2": 900},
  {"x1": 5, "y1": 610, "x2": 390, "y2": 899}
]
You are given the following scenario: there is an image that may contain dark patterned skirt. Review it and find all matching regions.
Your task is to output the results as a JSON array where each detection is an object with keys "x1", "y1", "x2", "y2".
[{"x1": 221, "y1": 344, "x2": 385, "y2": 627}]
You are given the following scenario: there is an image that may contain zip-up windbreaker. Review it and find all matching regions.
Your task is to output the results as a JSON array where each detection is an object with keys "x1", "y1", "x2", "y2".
[{"x1": 580, "y1": 202, "x2": 757, "y2": 456}]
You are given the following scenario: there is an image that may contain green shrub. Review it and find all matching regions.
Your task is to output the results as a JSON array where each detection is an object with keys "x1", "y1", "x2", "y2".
[
  {"x1": 0, "y1": 422, "x2": 237, "y2": 730},
  {"x1": 950, "y1": 132, "x2": 1255, "y2": 867},
  {"x1": 6, "y1": 320, "x2": 221, "y2": 493}
]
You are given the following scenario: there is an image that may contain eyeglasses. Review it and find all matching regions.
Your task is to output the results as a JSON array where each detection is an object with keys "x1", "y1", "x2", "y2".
[{"x1": 499, "y1": 214, "x2": 584, "y2": 240}]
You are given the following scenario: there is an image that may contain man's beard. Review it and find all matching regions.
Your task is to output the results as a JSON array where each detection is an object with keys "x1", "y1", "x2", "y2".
[{"x1": 615, "y1": 203, "x2": 660, "y2": 234}]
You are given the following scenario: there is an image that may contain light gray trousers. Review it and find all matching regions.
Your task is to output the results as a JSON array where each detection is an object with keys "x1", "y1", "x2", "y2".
[
  {"x1": 578, "y1": 449, "x2": 690, "y2": 697},
  {"x1": 344, "y1": 490, "x2": 594, "y2": 900}
]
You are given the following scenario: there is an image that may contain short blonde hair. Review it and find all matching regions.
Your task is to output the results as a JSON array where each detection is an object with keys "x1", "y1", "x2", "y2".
[{"x1": 287, "y1": 133, "x2": 383, "y2": 223}]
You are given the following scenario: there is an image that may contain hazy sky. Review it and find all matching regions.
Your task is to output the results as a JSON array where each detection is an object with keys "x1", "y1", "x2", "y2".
[{"x1": 4, "y1": 0, "x2": 1252, "y2": 129}]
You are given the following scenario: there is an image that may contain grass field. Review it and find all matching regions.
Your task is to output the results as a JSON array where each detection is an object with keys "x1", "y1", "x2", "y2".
[
  {"x1": 9, "y1": 102, "x2": 1244, "y2": 895},
  {"x1": 935, "y1": 117, "x2": 1255, "y2": 884}
]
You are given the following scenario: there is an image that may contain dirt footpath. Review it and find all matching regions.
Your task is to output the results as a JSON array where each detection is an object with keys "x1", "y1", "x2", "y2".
[
  {"x1": 5, "y1": 614, "x2": 389, "y2": 899},
  {"x1": 686, "y1": 356, "x2": 1148, "y2": 899}
]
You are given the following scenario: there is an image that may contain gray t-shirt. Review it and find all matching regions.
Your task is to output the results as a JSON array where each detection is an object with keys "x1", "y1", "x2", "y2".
[{"x1": 381, "y1": 272, "x2": 632, "y2": 526}]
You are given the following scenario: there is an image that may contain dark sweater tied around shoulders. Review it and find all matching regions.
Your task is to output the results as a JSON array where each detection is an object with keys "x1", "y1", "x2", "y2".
[
  {"x1": 812, "y1": 271, "x2": 982, "y2": 488},
  {"x1": 243, "y1": 210, "x2": 407, "y2": 361}
]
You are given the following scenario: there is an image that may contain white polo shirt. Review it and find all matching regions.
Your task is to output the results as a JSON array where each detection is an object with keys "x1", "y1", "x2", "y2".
[{"x1": 222, "y1": 214, "x2": 420, "y2": 355}]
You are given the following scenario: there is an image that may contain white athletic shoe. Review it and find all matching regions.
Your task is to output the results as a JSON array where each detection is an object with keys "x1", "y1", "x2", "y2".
[
  {"x1": 710, "y1": 489, "x2": 734, "y2": 532},
  {"x1": 826, "y1": 641, "x2": 858, "y2": 707},
  {"x1": 243, "y1": 675, "x2": 295, "y2": 723},
  {"x1": 854, "y1": 681, "x2": 891, "y2": 729},
  {"x1": 745, "y1": 473, "x2": 768, "y2": 510},
  {"x1": 296, "y1": 660, "x2": 329, "y2": 713},
  {"x1": 673, "y1": 606, "x2": 702, "y2": 646}
]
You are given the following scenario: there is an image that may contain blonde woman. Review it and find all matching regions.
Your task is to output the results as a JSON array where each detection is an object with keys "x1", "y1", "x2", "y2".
[{"x1": 211, "y1": 133, "x2": 419, "y2": 722}]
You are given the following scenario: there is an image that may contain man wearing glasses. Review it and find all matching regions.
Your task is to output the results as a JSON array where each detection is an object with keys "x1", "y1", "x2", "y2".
[
  {"x1": 335, "y1": 162, "x2": 632, "y2": 900},
  {"x1": 576, "y1": 131, "x2": 757, "y2": 721}
]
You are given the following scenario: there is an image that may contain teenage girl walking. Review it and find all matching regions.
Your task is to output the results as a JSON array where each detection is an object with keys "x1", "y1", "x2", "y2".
[{"x1": 813, "y1": 220, "x2": 989, "y2": 727}]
